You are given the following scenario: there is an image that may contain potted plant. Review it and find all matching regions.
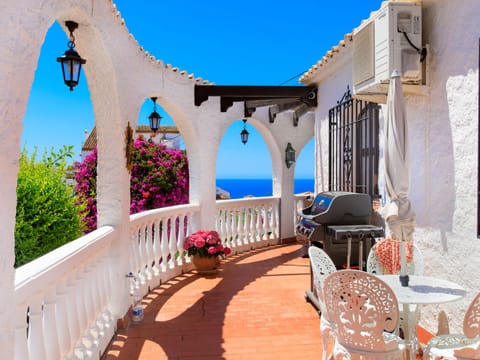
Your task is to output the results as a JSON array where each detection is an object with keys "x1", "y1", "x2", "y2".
[{"x1": 183, "y1": 230, "x2": 231, "y2": 272}]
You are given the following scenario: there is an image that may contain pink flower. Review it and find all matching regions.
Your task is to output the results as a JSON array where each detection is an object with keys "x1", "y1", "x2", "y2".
[
  {"x1": 223, "y1": 247, "x2": 232, "y2": 255},
  {"x1": 206, "y1": 233, "x2": 219, "y2": 244},
  {"x1": 184, "y1": 230, "x2": 231, "y2": 259},
  {"x1": 193, "y1": 237, "x2": 206, "y2": 248}
]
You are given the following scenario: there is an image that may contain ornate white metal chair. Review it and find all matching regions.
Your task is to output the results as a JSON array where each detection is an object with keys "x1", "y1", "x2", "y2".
[
  {"x1": 423, "y1": 292, "x2": 480, "y2": 360},
  {"x1": 323, "y1": 269, "x2": 405, "y2": 359},
  {"x1": 308, "y1": 246, "x2": 337, "y2": 360}
]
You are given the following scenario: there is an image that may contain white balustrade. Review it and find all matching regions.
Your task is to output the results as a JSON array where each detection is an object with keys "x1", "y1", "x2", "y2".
[
  {"x1": 215, "y1": 197, "x2": 280, "y2": 253},
  {"x1": 13, "y1": 196, "x2": 283, "y2": 360},
  {"x1": 129, "y1": 204, "x2": 200, "y2": 294},
  {"x1": 14, "y1": 226, "x2": 115, "y2": 360}
]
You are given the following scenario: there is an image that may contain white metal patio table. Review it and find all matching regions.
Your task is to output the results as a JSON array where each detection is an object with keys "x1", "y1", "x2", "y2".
[{"x1": 377, "y1": 275, "x2": 467, "y2": 360}]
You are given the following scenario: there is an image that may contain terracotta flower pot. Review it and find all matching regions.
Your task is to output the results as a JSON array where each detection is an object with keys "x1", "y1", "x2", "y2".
[{"x1": 191, "y1": 255, "x2": 217, "y2": 273}]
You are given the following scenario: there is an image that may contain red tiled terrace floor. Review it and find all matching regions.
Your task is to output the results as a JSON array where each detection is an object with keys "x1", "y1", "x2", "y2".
[
  {"x1": 103, "y1": 243, "x2": 326, "y2": 359},
  {"x1": 103, "y1": 243, "x2": 424, "y2": 359}
]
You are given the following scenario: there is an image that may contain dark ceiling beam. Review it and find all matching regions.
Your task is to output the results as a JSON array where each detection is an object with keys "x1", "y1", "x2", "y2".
[
  {"x1": 292, "y1": 103, "x2": 310, "y2": 126},
  {"x1": 194, "y1": 85, "x2": 318, "y2": 112},
  {"x1": 268, "y1": 101, "x2": 303, "y2": 123}
]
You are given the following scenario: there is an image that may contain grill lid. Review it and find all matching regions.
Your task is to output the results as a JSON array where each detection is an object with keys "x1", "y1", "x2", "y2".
[{"x1": 300, "y1": 191, "x2": 372, "y2": 225}]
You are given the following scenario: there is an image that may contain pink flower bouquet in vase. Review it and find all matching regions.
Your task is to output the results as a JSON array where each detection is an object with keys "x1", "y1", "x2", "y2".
[{"x1": 183, "y1": 230, "x2": 231, "y2": 272}]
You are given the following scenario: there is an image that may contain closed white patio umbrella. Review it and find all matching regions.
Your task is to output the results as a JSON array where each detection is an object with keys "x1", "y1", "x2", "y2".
[{"x1": 383, "y1": 69, "x2": 416, "y2": 286}]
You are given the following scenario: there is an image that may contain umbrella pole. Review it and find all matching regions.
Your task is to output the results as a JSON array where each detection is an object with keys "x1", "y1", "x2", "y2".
[{"x1": 399, "y1": 228, "x2": 409, "y2": 286}]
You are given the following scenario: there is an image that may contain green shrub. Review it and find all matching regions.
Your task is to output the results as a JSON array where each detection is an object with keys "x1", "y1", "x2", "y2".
[{"x1": 15, "y1": 146, "x2": 85, "y2": 267}]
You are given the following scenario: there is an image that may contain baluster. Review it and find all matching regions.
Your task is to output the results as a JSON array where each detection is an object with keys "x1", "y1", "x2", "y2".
[
  {"x1": 97, "y1": 259, "x2": 114, "y2": 337},
  {"x1": 160, "y1": 219, "x2": 169, "y2": 272},
  {"x1": 43, "y1": 287, "x2": 61, "y2": 360},
  {"x1": 152, "y1": 219, "x2": 161, "y2": 275},
  {"x1": 75, "y1": 271, "x2": 95, "y2": 358},
  {"x1": 249, "y1": 206, "x2": 255, "y2": 244},
  {"x1": 237, "y1": 208, "x2": 243, "y2": 247},
  {"x1": 130, "y1": 228, "x2": 142, "y2": 279},
  {"x1": 83, "y1": 268, "x2": 100, "y2": 356},
  {"x1": 144, "y1": 221, "x2": 154, "y2": 280},
  {"x1": 66, "y1": 276, "x2": 80, "y2": 354},
  {"x1": 240, "y1": 206, "x2": 247, "y2": 245},
  {"x1": 260, "y1": 204, "x2": 267, "y2": 241},
  {"x1": 56, "y1": 281, "x2": 72, "y2": 357},
  {"x1": 65, "y1": 276, "x2": 84, "y2": 358},
  {"x1": 258, "y1": 203, "x2": 265, "y2": 241},
  {"x1": 28, "y1": 295, "x2": 47, "y2": 360},
  {"x1": 235, "y1": 207, "x2": 242, "y2": 246},
  {"x1": 183, "y1": 212, "x2": 192, "y2": 264},
  {"x1": 268, "y1": 204, "x2": 275, "y2": 240},
  {"x1": 263, "y1": 204, "x2": 270, "y2": 241},
  {"x1": 89, "y1": 261, "x2": 106, "y2": 342},
  {"x1": 14, "y1": 302, "x2": 28, "y2": 360},
  {"x1": 255, "y1": 205, "x2": 262, "y2": 242},
  {"x1": 176, "y1": 213, "x2": 186, "y2": 265},
  {"x1": 138, "y1": 224, "x2": 149, "y2": 283},
  {"x1": 246, "y1": 207, "x2": 253, "y2": 244},
  {"x1": 168, "y1": 215, "x2": 178, "y2": 269},
  {"x1": 225, "y1": 209, "x2": 233, "y2": 249},
  {"x1": 222, "y1": 209, "x2": 229, "y2": 246},
  {"x1": 273, "y1": 202, "x2": 280, "y2": 239}
]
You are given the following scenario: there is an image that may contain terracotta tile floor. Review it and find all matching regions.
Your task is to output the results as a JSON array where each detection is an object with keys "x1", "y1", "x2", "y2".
[
  {"x1": 103, "y1": 243, "x2": 327, "y2": 359},
  {"x1": 103, "y1": 243, "x2": 423, "y2": 359}
]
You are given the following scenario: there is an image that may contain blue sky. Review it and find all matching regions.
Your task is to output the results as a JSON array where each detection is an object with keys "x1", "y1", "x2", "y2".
[{"x1": 22, "y1": 0, "x2": 383, "y2": 179}]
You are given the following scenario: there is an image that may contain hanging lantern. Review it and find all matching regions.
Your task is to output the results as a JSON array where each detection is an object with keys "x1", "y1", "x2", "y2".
[
  {"x1": 148, "y1": 97, "x2": 162, "y2": 132},
  {"x1": 56, "y1": 21, "x2": 86, "y2": 91},
  {"x1": 240, "y1": 119, "x2": 249, "y2": 144}
]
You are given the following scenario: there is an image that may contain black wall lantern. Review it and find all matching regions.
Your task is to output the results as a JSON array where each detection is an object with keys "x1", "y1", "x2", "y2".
[
  {"x1": 240, "y1": 119, "x2": 249, "y2": 144},
  {"x1": 148, "y1": 97, "x2": 162, "y2": 132},
  {"x1": 285, "y1": 142, "x2": 296, "y2": 168},
  {"x1": 56, "y1": 21, "x2": 86, "y2": 91}
]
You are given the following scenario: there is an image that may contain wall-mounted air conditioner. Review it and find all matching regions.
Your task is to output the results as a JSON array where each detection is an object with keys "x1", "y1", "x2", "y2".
[{"x1": 352, "y1": 2, "x2": 424, "y2": 103}]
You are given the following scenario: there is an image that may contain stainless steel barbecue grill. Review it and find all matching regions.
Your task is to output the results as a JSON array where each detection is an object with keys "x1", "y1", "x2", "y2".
[
  {"x1": 297, "y1": 191, "x2": 384, "y2": 269},
  {"x1": 297, "y1": 191, "x2": 384, "y2": 311}
]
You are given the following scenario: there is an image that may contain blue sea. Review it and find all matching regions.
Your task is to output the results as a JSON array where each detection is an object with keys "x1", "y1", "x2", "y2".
[{"x1": 216, "y1": 178, "x2": 314, "y2": 199}]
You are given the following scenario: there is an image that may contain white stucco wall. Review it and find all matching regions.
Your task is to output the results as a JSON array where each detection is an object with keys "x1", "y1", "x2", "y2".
[{"x1": 308, "y1": 0, "x2": 479, "y2": 333}]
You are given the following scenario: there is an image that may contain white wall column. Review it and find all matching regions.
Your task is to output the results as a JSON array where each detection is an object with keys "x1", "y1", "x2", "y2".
[
  {"x1": 187, "y1": 104, "x2": 226, "y2": 231},
  {"x1": 278, "y1": 157, "x2": 296, "y2": 241},
  {"x1": 0, "y1": 3, "x2": 51, "y2": 356}
]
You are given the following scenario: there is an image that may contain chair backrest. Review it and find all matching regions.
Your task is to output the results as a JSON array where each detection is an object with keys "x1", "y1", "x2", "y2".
[
  {"x1": 308, "y1": 246, "x2": 337, "y2": 315},
  {"x1": 323, "y1": 269, "x2": 400, "y2": 352},
  {"x1": 367, "y1": 242, "x2": 424, "y2": 275},
  {"x1": 463, "y1": 292, "x2": 480, "y2": 338}
]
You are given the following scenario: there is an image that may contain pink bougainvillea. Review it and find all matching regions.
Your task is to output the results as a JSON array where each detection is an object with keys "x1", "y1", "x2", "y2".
[{"x1": 74, "y1": 135, "x2": 189, "y2": 233}]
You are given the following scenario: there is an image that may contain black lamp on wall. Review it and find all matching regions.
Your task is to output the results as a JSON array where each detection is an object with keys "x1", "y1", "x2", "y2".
[
  {"x1": 56, "y1": 21, "x2": 86, "y2": 91},
  {"x1": 240, "y1": 119, "x2": 249, "y2": 144},
  {"x1": 148, "y1": 97, "x2": 162, "y2": 132},
  {"x1": 285, "y1": 142, "x2": 296, "y2": 168}
]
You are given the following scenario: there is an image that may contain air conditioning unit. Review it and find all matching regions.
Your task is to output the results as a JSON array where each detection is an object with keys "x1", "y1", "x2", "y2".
[{"x1": 352, "y1": 2, "x2": 423, "y2": 103}]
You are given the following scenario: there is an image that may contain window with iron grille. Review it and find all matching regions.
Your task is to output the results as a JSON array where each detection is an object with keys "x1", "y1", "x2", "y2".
[{"x1": 328, "y1": 87, "x2": 380, "y2": 199}]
